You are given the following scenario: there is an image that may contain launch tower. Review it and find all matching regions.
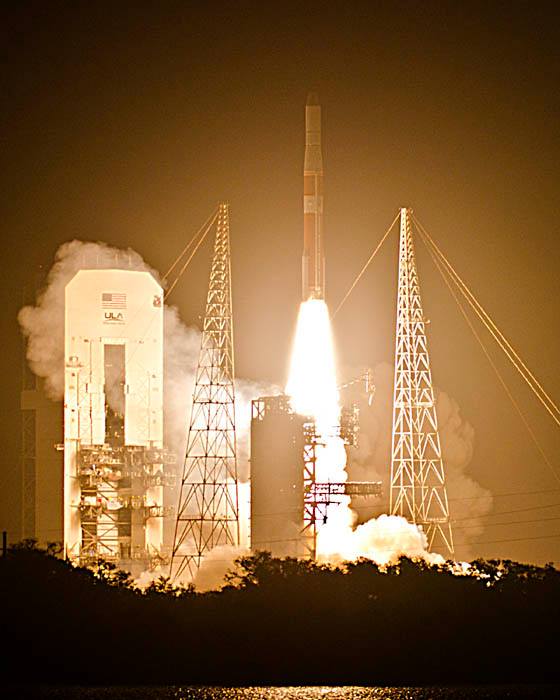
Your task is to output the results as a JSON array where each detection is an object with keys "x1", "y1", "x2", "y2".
[
  {"x1": 170, "y1": 203, "x2": 240, "y2": 581},
  {"x1": 390, "y1": 208, "x2": 454, "y2": 555}
]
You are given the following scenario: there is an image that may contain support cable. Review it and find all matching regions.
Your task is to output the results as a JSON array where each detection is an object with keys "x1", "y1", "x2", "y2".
[
  {"x1": 163, "y1": 206, "x2": 219, "y2": 280},
  {"x1": 164, "y1": 208, "x2": 219, "y2": 300},
  {"x1": 455, "y1": 532, "x2": 560, "y2": 547},
  {"x1": 452, "y1": 500, "x2": 560, "y2": 522},
  {"x1": 415, "y1": 221, "x2": 560, "y2": 485},
  {"x1": 333, "y1": 211, "x2": 400, "y2": 318},
  {"x1": 413, "y1": 215, "x2": 560, "y2": 428},
  {"x1": 107, "y1": 207, "x2": 220, "y2": 401},
  {"x1": 454, "y1": 515, "x2": 560, "y2": 531}
]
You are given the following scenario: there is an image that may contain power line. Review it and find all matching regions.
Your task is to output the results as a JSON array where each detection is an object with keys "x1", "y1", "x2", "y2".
[
  {"x1": 455, "y1": 533, "x2": 560, "y2": 547},
  {"x1": 453, "y1": 515, "x2": 560, "y2": 531},
  {"x1": 449, "y1": 488, "x2": 560, "y2": 501},
  {"x1": 252, "y1": 489, "x2": 560, "y2": 520},
  {"x1": 452, "y1": 501, "x2": 560, "y2": 523},
  {"x1": 30, "y1": 495, "x2": 560, "y2": 534}
]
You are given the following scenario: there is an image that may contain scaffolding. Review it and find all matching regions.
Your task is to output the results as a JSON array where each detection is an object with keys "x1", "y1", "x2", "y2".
[{"x1": 77, "y1": 444, "x2": 175, "y2": 565}]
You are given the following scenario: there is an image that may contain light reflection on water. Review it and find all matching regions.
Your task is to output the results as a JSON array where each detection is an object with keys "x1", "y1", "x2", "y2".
[
  {"x1": 175, "y1": 689, "x2": 554, "y2": 700},
  {"x1": 10, "y1": 686, "x2": 556, "y2": 700}
]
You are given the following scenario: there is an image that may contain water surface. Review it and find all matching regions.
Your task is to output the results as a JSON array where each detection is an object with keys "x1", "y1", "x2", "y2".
[{"x1": 8, "y1": 686, "x2": 555, "y2": 699}]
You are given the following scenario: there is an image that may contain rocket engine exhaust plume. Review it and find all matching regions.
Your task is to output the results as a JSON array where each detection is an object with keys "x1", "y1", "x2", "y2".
[
  {"x1": 286, "y1": 299, "x2": 339, "y2": 433},
  {"x1": 287, "y1": 299, "x2": 443, "y2": 565},
  {"x1": 287, "y1": 94, "x2": 445, "y2": 565}
]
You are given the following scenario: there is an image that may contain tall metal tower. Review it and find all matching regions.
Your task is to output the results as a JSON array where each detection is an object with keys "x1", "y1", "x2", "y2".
[
  {"x1": 390, "y1": 208, "x2": 454, "y2": 556},
  {"x1": 170, "y1": 203, "x2": 240, "y2": 581}
]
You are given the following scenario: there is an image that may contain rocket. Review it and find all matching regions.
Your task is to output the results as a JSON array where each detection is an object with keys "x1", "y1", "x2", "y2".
[{"x1": 302, "y1": 92, "x2": 325, "y2": 301}]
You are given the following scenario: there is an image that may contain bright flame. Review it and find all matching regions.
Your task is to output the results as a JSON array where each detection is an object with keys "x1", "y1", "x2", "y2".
[
  {"x1": 286, "y1": 299, "x2": 347, "y2": 530},
  {"x1": 286, "y1": 299, "x2": 339, "y2": 434},
  {"x1": 287, "y1": 299, "x2": 443, "y2": 566}
]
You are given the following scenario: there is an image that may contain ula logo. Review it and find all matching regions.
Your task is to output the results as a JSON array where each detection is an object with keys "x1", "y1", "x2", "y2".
[{"x1": 103, "y1": 311, "x2": 125, "y2": 324}]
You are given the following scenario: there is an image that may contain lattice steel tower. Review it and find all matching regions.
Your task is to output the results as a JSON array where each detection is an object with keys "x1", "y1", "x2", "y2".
[
  {"x1": 170, "y1": 203, "x2": 240, "y2": 580},
  {"x1": 390, "y1": 207, "x2": 454, "y2": 556}
]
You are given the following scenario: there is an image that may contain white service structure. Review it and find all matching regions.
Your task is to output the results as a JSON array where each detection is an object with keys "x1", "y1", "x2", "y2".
[{"x1": 64, "y1": 269, "x2": 170, "y2": 568}]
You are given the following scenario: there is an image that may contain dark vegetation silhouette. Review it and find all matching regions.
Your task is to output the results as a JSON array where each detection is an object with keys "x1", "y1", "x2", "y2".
[{"x1": 1, "y1": 541, "x2": 559, "y2": 685}]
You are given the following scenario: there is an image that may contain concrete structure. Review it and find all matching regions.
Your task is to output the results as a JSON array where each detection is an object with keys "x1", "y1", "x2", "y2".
[
  {"x1": 250, "y1": 395, "x2": 306, "y2": 557},
  {"x1": 21, "y1": 375, "x2": 63, "y2": 545}
]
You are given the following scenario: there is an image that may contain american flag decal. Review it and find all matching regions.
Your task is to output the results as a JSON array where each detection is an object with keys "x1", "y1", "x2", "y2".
[{"x1": 102, "y1": 292, "x2": 127, "y2": 309}]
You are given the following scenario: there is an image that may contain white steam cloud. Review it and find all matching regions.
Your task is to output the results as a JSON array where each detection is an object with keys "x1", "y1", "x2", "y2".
[
  {"x1": 192, "y1": 544, "x2": 251, "y2": 592},
  {"x1": 343, "y1": 362, "x2": 492, "y2": 558},
  {"x1": 18, "y1": 239, "x2": 275, "y2": 481},
  {"x1": 18, "y1": 241, "x2": 160, "y2": 400},
  {"x1": 19, "y1": 239, "x2": 489, "y2": 586},
  {"x1": 318, "y1": 513, "x2": 445, "y2": 567}
]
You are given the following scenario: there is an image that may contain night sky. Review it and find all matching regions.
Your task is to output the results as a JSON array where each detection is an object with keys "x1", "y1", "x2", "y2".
[{"x1": 1, "y1": 2, "x2": 559, "y2": 564}]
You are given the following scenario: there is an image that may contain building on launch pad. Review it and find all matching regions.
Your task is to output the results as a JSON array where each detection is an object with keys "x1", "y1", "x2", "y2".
[
  {"x1": 21, "y1": 268, "x2": 177, "y2": 572},
  {"x1": 63, "y1": 269, "x2": 175, "y2": 569}
]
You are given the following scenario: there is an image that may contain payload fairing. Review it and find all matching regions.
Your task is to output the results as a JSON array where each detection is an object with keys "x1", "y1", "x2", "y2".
[{"x1": 302, "y1": 92, "x2": 325, "y2": 301}]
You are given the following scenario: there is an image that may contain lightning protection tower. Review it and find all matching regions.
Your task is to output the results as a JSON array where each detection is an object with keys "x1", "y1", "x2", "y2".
[
  {"x1": 170, "y1": 203, "x2": 240, "y2": 581},
  {"x1": 390, "y1": 207, "x2": 454, "y2": 556}
]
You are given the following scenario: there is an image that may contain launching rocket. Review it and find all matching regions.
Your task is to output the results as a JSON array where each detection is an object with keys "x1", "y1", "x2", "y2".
[{"x1": 302, "y1": 92, "x2": 325, "y2": 301}]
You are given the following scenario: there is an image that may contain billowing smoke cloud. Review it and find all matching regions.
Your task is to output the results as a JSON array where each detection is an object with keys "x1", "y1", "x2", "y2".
[
  {"x1": 318, "y1": 513, "x2": 445, "y2": 567},
  {"x1": 161, "y1": 305, "x2": 200, "y2": 459},
  {"x1": 438, "y1": 391, "x2": 493, "y2": 552},
  {"x1": 19, "y1": 239, "x2": 489, "y2": 585},
  {"x1": 192, "y1": 544, "x2": 250, "y2": 592},
  {"x1": 18, "y1": 241, "x2": 160, "y2": 400},
  {"x1": 342, "y1": 362, "x2": 394, "y2": 490},
  {"x1": 133, "y1": 542, "x2": 251, "y2": 592},
  {"x1": 18, "y1": 239, "x2": 278, "y2": 587},
  {"x1": 18, "y1": 240, "x2": 195, "y2": 455},
  {"x1": 18, "y1": 240, "x2": 276, "y2": 479},
  {"x1": 343, "y1": 362, "x2": 493, "y2": 557}
]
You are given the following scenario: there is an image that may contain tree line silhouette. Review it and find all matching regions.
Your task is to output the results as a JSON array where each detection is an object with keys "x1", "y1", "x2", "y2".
[{"x1": 2, "y1": 540, "x2": 559, "y2": 685}]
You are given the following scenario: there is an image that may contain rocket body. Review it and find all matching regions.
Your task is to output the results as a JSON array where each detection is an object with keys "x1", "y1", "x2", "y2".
[{"x1": 302, "y1": 93, "x2": 325, "y2": 301}]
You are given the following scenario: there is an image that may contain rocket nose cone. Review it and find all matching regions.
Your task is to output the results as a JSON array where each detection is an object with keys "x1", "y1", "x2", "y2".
[{"x1": 306, "y1": 91, "x2": 320, "y2": 106}]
